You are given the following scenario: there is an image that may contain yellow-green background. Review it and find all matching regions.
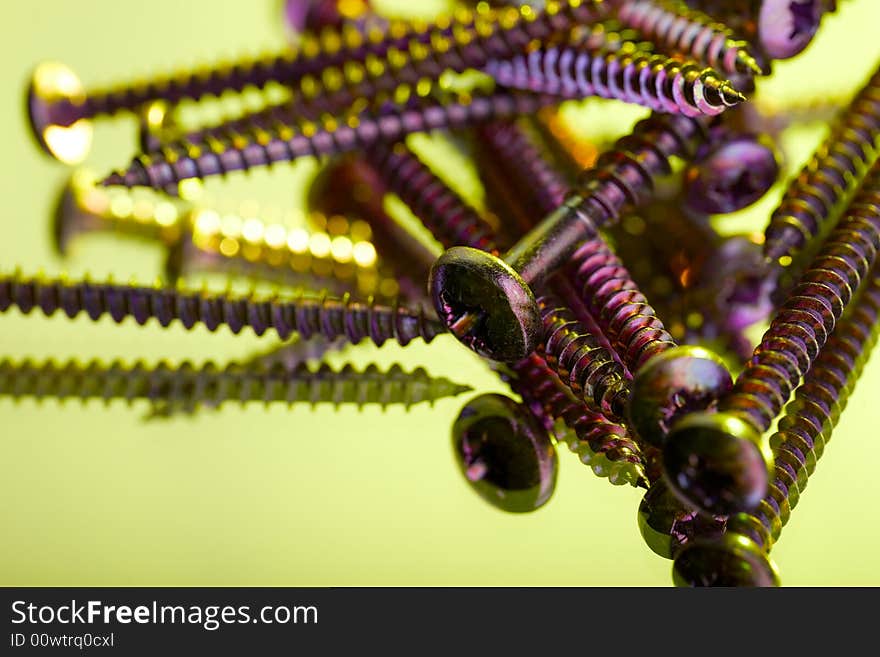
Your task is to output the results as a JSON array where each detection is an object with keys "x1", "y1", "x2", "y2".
[{"x1": 1, "y1": 0, "x2": 879, "y2": 586}]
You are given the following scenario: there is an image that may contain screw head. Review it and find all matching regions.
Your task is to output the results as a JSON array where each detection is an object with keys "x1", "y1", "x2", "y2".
[
  {"x1": 452, "y1": 393, "x2": 557, "y2": 513},
  {"x1": 638, "y1": 478, "x2": 724, "y2": 560},
  {"x1": 759, "y1": 0, "x2": 822, "y2": 60},
  {"x1": 27, "y1": 62, "x2": 93, "y2": 164},
  {"x1": 684, "y1": 136, "x2": 779, "y2": 215},
  {"x1": 628, "y1": 346, "x2": 733, "y2": 449},
  {"x1": 307, "y1": 156, "x2": 386, "y2": 216},
  {"x1": 663, "y1": 411, "x2": 772, "y2": 516},
  {"x1": 282, "y1": 0, "x2": 371, "y2": 35},
  {"x1": 672, "y1": 533, "x2": 780, "y2": 587},
  {"x1": 430, "y1": 247, "x2": 542, "y2": 363}
]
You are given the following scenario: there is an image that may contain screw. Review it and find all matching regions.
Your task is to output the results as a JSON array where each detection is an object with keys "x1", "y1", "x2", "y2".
[
  {"x1": 52, "y1": 169, "x2": 187, "y2": 256},
  {"x1": 282, "y1": 0, "x2": 375, "y2": 37},
  {"x1": 307, "y1": 156, "x2": 439, "y2": 304},
  {"x1": 663, "y1": 160, "x2": 880, "y2": 517},
  {"x1": 372, "y1": 111, "x2": 644, "y2": 486},
  {"x1": 616, "y1": 0, "x2": 765, "y2": 76},
  {"x1": 147, "y1": 335, "x2": 350, "y2": 419},
  {"x1": 721, "y1": 268, "x2": 880, "y2": 550},
  {"x1": 671, "y1": 268, "x2": 880, "y2": 585},
  {"x1": 0, "y1": 271, "x2": 443, "y2": 346},
  {"x1": 452, "y1": 393, "x2": 559, "y2": 513},
  {"x1": 25, "y1": 4, "x2": 503, "y2": 161},
  {"x1": 100, "y1": 87, "x2": 557, "y2": 190},
  {"x1": 472, "y1": 117, "x2": 734, "y2": 447},
  {"x1": 0, "y1": 357, "x2": 472, "y2": 411},
  {"x1": 429, "y1": 111, "x2": 710, "y2": 364},
  {"x1": 683, "y1": 131, "x2": 779, "y2": 214},
  {"x1": 506, "y1": 353, "x2": 650, "y2": 487},
  {"x1": 485, "y1": 45, "x2": 747, "y2": 116},
  {"x1": 763, "y1": 61, "x2": 880, "y2": 264},
  {"x1": 637, "y1": 478, "x2": 726, "y2": 559},
  {"x1": 166, "y1": 205, "x2": 393, "y2": 300},
  {"x1": 365, "y1": 141, "x2": 500, "y2": 254}
]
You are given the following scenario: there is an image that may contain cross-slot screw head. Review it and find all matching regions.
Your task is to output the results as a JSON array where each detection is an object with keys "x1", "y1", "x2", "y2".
[
  {"x1": 637, "y1": 478, "x2": 725, "y2": 560},
  {"x1": 627, "y1": 346, "x2": 733, "y2": 449},
  {"x1": 672, "y1": 533, "x2": 780, "y2": 587},
  {"x1": 759, "y1": 0, "x2": 824, "y2": 60},
  {"x1": 663, "y1": 411, "x2": 773, "y2": 516},
  {"x1": 430, "y1": 246, "x2": 541, "y2": 363},
  {"x1": 27, "y1": 62, "x2": 92, "y2": 165},
  {"x1": 452, "y1": 393, "x2": 558, "y2": 513},
  {"x1": 684, "y1": 134, "x2": 780, "y2": 215}
]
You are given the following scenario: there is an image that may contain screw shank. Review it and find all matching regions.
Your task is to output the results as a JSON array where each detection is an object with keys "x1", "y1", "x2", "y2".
[{"x1": 504, "y1": 195, "x2": 599, "y2": 287}]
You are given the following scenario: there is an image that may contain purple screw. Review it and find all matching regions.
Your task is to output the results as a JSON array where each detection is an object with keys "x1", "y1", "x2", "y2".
[
  {"x1": 673, "y1": 265, "x2": 880, "y2": 587},
  {"x1": 452, "y1": 392, "x2": 559, "y2": 513},
  {"x1": 616, "y1": 0, "x2": 765, "y2": 76},
  {"x1": 26, "y1": 3, "x2": 513, "y2": 161},
  {"x1": 684, "y1": 131, "x2": 780, "y2": 214},
  {"x1": 473, "y1": 119, "x2": 733, "y2": 450},
  {"x1": 0, "y1": 271, "x2": 443, "y2": 346},
  {"x1": 663, "y1": 159, "x2": 880, "y2": 517},
  {"x1": 763, "y1": 61, "x2": 880, "y2": 264},
  {"x1": 485, "y1": 45, "x2": 747, "y2": 116},
  {"x1": 100, "y1": 88, "x2": 557, "y2": 190},
  {"x1": 430, "y1": 112, "x2": 712, "y2": 364}
]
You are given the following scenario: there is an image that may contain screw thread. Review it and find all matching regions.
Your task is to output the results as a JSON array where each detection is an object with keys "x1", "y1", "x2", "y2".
[
  {"x1": 538, "y1": 295, "x2": 632, "y2": 420},
  {"x1": 102, "y1": 90, "x2": 556, "y2": 190},
  {"x1": 0, "y1": 272, "x2": 443, "y2": 346},
  {"x1": 570, "y1": 237, "x2": 677, "y2": 372},
  {"x1": 573, "y1": 111, "x2": 710, "y2": 228},
  {"x1": 44, "y1": 10, "x2": 501, "y2": 126},
  {"x1": 509, "y1": 353, "x2": 648, "y2": 486},
  {"x1": 720, "y1": 163, "x2": 880, "y2": 434},
  {"x1": 175, "y1": 207, "x2": 389, "y2": 299},
  {"x1": 725, "y1": 269, "x2": 880, "y2": 551},
  {"x1": 617, "y1": 0, "x2": 764, "y2": 76},
  {"x1": 366, "y1": 141, "x2": 499, "y2": 253},
  {"x1": 0, "y1": 358, "x2": 471, "y2": 410},
  {"x1": 763, "y1": 63, "x2": 880, "y2": 262},
  {"x1": 486, "y1": 46, "x2": 745, "y2": 116},
  {"x1": 476, "y1": 121, "x2": 570, "y2": 215}
]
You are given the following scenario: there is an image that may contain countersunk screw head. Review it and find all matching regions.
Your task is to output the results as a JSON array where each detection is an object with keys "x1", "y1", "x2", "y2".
[
  {"x1": 759, "y1": 0, "x2": 823, "y2": 60},
  {"x1": 452, "y1": 393, "x2": 557, "y2": 513},
  {"x1": 27, "y1": 62, "x2": 92, "y2": 164},
  {"x1": 672, "y1": 533, "x2": 781, "y2": 587},
  {"x1": 429, "y1": 246, "x2": 541, "y2": 363},
  {"x1": 684, "y1": 135, "x2": 780, "y2": 215},
  {"x1": 663, "y1": 411, "x2": 772, "y2": 516},
  {"x1": 628, "y1": 346, "x2": 733, "y2": 449}
]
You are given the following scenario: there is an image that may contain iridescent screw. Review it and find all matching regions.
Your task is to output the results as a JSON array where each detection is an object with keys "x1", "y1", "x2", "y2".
[
  {"x1": 452, "y1": 393, "x2": 559, "y2": 513},
  {"x1": 484, "y1": 45, "x2": 747, "y2": 116},
  {"x1": 672, "y1": 265, "x2": 880, "y2": 587},
  {"x1": 168, "y1": 208, "x2": 389, "y2": 300},
  {"x1": 429, "y1": 112, "x2": 710, "y2": 363},
  {"x1": 0, "y1": 357, "x2": 472, "y2": 411},
  {"x1": 616, "y1": 0, "x2": 765, "y2": 76},
  {"x1": 0, "y1": 271, "x2": 443, "y2": 347},
  {"x1": 683, "y1": 130, "x2": 780, "y2": 215},
  {"x1": 306, "y1": 155, "x2": 440, "y2": 304},
  {"x1": 663, "y1": 160, "x2": 880, "y2": 517},
  {"x1": 52, "y1": 169, "x2": 186, "y2": 255},
  {"x1": 472, "y1": 117, "x2": 734, "y2": 449},
  {"x1": 685, "y1": 0, "x2": 837, "y2": 61},
  {"x1": 762, "y1": 60, "x2": 880, "y2": 266},
  {"x1": 101, "y1": 86, "x2": 557, "y2": 190},
  {"x1": 26, "y1": 2, "x2": 500, "y2": 162}
]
